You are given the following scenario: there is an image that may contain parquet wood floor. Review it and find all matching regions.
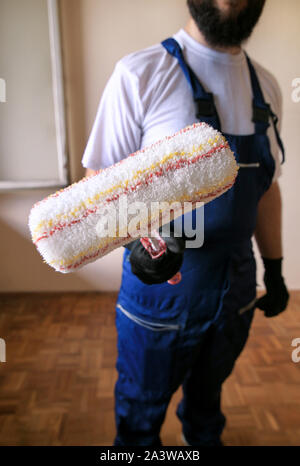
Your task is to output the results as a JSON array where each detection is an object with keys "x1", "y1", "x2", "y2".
[{"x1": 0, "y1": 291, "x2": 299, "y2": 446}]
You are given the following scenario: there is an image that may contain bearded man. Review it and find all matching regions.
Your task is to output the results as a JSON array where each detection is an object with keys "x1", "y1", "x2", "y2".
[{"x1": 82, "y1": 0, "x2": 289, "y2": 446}]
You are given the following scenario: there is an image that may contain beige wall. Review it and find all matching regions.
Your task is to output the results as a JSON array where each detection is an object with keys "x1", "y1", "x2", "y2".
[{"x1": 0, "y1": 0, "x2": 299, "y2": 292}]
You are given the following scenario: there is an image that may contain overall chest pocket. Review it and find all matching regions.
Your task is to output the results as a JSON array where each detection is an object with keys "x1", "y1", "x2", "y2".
[
  {"x1": 228, "y1": 133, "x2": 275, "y2": 199},
  {"x1": 219, "y1": 133, "x2": 275, "y2": 239}
]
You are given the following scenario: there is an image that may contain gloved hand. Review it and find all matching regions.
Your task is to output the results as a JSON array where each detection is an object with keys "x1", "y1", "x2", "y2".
[
  {"x1": 256, "y1": 257, "x2": 289, "y2": 318},
  {"x1": 125, "y1": 231, "x2": 185, "y2": 285}
]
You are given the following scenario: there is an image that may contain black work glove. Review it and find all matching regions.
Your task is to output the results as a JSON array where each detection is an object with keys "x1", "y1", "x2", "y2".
[
  {"x1": 256, "y1": 257, "x2": 289, "y2": 318},
  {"x1": 124, "y1": 231, "x2": 185, "y2": 285}
]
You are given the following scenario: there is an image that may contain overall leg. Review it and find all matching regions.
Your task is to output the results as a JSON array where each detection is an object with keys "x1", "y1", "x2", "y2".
[
  {"x1": 177, "y1": 304, "x2": 255, "y2": 446},
  {"x1": 113, "y1": 306, "x2": 180, "y2": 446}
]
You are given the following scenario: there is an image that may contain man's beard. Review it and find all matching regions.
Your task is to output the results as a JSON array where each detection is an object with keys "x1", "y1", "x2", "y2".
[{"x1": 187, "y1": 0, "x2": 266, "y2": 48}]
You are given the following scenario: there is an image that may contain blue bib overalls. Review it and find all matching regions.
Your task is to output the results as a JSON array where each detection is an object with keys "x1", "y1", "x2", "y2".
[{"x1": 113, "y1": 38, "x2": 285, "y2": 446}]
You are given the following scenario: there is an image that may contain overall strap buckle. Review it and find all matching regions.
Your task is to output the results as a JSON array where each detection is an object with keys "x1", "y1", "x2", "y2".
[
  {"x1": 195, "y1": 94, "x2": 216, "y2": 118},
  {"x1": 252, "y1": 101, "x2": 285, "y2": 164},
  {"x1": 252, "y1": 102, "x2": 271, "y2": 124}
]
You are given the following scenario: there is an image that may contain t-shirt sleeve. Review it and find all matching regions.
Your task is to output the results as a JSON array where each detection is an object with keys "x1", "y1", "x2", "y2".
[{"x1": 81, "y1": 61, "x2": 143, "y2": 170}]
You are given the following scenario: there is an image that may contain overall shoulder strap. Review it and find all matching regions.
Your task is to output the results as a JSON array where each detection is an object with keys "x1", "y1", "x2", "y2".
[
  {"x1": 161, "y1": 38, "x2": 221, "y2": 131},
  {"x1": 245, "y1": 53, "x2": 285, "y2": 164}
]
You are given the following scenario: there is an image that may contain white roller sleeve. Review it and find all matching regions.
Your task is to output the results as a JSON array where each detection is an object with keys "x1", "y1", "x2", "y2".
[{"x1": 28, "y1": 123, "x2": 238, "y2": 273}]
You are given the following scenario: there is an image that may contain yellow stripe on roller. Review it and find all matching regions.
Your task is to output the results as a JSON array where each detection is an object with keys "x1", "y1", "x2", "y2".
[{"x1": 33, "y1": 135, "x2": 224, "y2": 238}]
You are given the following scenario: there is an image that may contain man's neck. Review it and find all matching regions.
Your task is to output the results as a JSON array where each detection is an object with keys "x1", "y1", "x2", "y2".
[{"x1": 184, "y1": 18, "x2": 242, "y2": 55}]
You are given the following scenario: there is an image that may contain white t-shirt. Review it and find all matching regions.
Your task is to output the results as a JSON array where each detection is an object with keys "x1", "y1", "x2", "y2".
[{"x1": 82, "y1": 29, "x2": 283, "y2": 181}]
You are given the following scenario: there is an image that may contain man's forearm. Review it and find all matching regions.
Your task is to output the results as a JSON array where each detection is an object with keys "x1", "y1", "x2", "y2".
[
  {"x1": 254, "y1": 181, "x2": 283, "y2": 259},
  {"x1": 85, "y1": 168, "x2": 98, "y2": 177}
]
